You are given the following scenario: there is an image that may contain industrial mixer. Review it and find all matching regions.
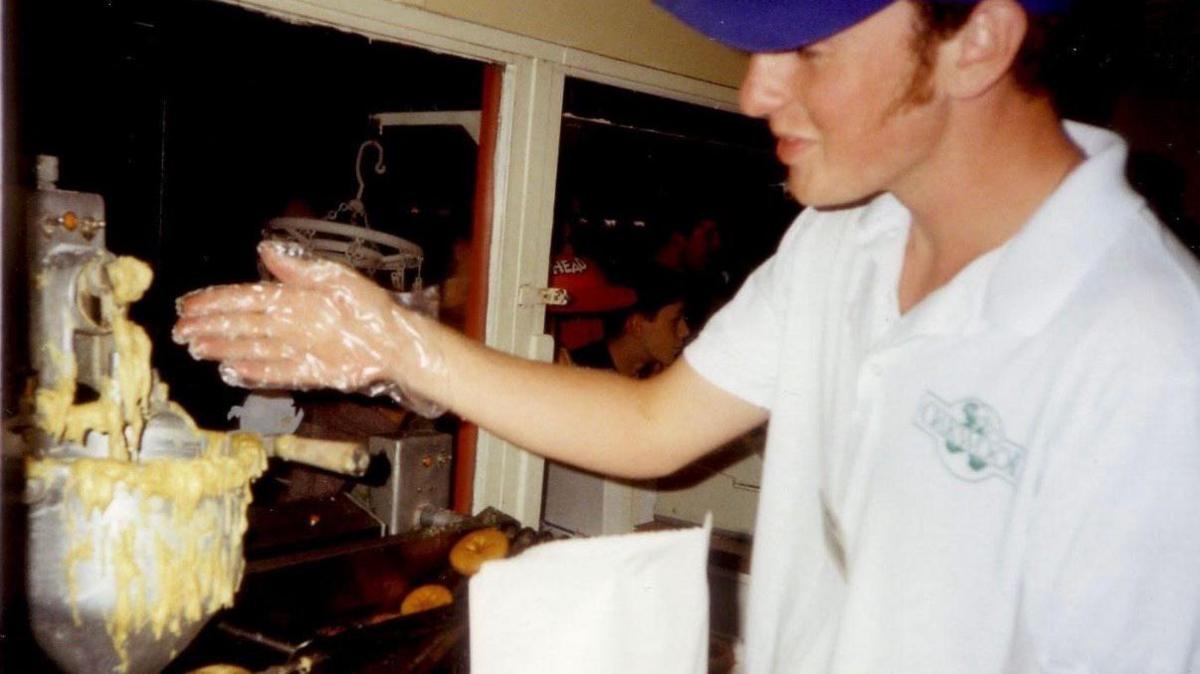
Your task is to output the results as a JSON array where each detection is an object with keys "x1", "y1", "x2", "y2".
[{"x1": 15, "y1": 156, "x2": 370, "y2": 674}]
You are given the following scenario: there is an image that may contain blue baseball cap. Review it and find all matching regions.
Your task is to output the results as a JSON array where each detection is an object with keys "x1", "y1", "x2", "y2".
[{"x1": 655, "y1": 0, "x2": 1073, "y2": 52}]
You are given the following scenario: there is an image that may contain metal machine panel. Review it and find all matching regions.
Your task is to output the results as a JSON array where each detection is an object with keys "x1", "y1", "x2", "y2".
[{"x1": 366, "y1": 430, "x2": 453, "y2": 535}]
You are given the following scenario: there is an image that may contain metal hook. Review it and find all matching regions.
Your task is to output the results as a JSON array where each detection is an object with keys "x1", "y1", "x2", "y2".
[{"x1": 354, "y1": 140, "x2": 386, "y2": 202}]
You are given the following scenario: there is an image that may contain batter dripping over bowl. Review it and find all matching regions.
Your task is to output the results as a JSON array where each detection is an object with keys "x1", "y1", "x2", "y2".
[{"x1": 20, "y1": 162, "x2": 365, "y2": 674}]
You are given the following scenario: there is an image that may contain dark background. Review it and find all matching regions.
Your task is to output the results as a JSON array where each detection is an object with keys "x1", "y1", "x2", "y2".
[{"x1": 555, "y1": 77, "x2": 797, "y2": 291}]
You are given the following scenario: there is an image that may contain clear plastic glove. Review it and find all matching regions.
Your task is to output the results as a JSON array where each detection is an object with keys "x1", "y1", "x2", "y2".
[{"x1": 173, "y1": 241, "x2": 447, "y2": 418}]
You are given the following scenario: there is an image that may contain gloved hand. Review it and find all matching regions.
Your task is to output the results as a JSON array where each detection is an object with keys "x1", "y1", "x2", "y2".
[{"x1": 173, "y1": 241, "x2": 447, "y2": 417}]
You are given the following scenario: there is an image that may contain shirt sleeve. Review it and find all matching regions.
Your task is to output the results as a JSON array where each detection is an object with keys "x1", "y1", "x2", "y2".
[{"x1": 684, "y1": 209, "x2": 816, "y2": 409}]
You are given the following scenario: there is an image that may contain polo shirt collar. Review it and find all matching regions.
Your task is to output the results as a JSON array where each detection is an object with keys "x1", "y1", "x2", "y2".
[
  {"x1": 981, "y1": 122, "x2": 1145, "y2": 335},
  {"x1": 854, "y1": 192, "x2": 910, "y2": 244},
  {"x1": 849, "y1": 122, "x2": 1145, "y2": 338}
]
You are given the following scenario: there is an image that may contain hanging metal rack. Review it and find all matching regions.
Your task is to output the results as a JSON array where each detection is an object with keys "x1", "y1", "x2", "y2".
[{"x1": 263, "y1": 139, "x2": 425, "y2": 291}]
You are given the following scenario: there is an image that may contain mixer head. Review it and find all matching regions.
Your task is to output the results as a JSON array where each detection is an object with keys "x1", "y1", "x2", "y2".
[{"x1": 25, "y1": 158, "x2": 205, "y2": 463}]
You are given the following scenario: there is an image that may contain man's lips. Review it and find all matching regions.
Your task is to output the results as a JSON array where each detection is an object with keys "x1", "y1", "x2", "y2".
[{"x1": 775, "y1": 136, "x2": 813, "y2": 164}]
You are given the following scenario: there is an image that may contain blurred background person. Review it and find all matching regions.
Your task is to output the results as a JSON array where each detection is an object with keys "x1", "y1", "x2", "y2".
[
  {"x1": 643, "y1": 210, "x2": 733, "y2": 331},
  {"x1": 566, "y1": 267, "x2": 690, "y2": 379},
  {"x1": 545, "y1": 247, "x2": 638, "y2": 356}
]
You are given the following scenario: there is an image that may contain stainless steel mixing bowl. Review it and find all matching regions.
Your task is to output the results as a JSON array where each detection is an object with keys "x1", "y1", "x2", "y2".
[{"x1": 26, "y1": 446, "x2": 258, "y2": 674}]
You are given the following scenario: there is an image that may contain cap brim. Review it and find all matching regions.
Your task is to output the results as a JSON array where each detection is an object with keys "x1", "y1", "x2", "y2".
[
  {"x1": 657, "y1": 0, "x2": 1077, "y2": 52},
  {"x1": 549, "y1": 287, "x2": 637, "y2": 314},
  {"x1": 655, "y1": 0, "x2": 891, "y2": 52}
]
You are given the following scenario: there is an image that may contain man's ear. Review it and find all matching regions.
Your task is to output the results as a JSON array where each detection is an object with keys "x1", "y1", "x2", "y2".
[
  {"x1": 938, "y1": 0, "x2": 1027, "y2": 98},
  {"x1": 625, "y1": 313, "x2": 645, "y2": 337}
]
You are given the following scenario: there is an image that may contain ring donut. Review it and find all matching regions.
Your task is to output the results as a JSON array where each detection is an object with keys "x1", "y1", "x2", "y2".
[
  {"x1": 449, "y1": 527, "x2": 510, "y2": 576},
  {"x1": 400, "y1": 583, "x2": 453, "y2": 616}
]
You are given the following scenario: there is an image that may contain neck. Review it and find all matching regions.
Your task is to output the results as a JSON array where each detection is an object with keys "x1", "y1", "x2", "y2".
[{"x1": 894, "y1": 92, "x2": 1083, "y2": 311}]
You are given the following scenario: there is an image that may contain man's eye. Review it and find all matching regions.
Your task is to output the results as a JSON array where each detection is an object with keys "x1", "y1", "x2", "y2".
[{"x1": 796, "y1": 46, "x2": 823, "y2": 61}]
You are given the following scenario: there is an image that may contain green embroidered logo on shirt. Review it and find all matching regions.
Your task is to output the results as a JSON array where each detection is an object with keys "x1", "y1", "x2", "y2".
[{"x1": 914, "y1": 393, "x2": 1024, "y2": 483}]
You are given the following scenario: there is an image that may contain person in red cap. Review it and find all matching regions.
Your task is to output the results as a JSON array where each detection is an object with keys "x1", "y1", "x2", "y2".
[
  {"x1": 546, "y1": 251, "x2": 639, "y2": 354},
  {"x1": 176, "y1": 2, "x2": 1200, "y2": 671},
  {"x1": 563, "y1": 267, "x2": 691, "y2": 379}
]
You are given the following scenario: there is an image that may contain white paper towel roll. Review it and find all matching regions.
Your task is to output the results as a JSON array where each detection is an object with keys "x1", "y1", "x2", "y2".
[{"x1": 469, "y1": 516, "x2": 712, "y2": 674}]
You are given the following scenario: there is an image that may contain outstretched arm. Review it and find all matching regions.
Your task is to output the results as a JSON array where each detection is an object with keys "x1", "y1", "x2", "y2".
[
  {"x1": 174, "y1": 242, "x2": 767, "y2": 479},
  {"x1": 435, "y1": 327, "x2": 767, "y2": 477}
]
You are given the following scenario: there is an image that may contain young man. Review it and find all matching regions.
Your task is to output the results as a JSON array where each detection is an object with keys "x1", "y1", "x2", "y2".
[
  {"x1": 567, "y1": 269, "x2": 691, "y2": 378},
  {"x1": 175, "y1": 1, "x2": 1200, "y2": 671}
]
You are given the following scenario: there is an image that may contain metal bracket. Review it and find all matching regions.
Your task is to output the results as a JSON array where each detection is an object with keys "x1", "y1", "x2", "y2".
[
  {"x1": 517, "y1": 284, "x2": 568, "y2": 308},
  {"x1": 370, "y1": 110, "x2": 482, "y2": 145}
]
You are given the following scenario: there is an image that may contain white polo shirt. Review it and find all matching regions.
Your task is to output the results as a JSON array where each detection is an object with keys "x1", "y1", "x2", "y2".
[{"x1": 686, "y1": 122, "x2": 1200, "y2": 674}]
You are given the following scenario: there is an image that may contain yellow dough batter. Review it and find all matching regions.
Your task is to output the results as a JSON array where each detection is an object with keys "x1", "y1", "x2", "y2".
[
  {"x1": 34, "y1": 256, "x2": 154, "y2": 461},
  {"x1": 25, "y1": 255, "x2": 268, "y2": 672}
]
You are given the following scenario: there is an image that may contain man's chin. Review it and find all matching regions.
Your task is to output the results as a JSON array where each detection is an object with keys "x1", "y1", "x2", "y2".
[{"x1": 789, "y1": 181, "x2": 884, "y2": 211}]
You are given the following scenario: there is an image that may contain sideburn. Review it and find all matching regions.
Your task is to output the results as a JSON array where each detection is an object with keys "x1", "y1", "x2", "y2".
[
  {"x1": 884, "y1": 14, "x2": 941, "y2": 119},
  {"x1": 886, "y1": 0, "x2": 974, "y2": 118}
]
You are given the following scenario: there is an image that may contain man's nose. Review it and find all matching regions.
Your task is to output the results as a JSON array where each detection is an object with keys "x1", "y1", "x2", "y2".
[{"x1": 739, "y1": 53, "x2": 793, "y2": 118}]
